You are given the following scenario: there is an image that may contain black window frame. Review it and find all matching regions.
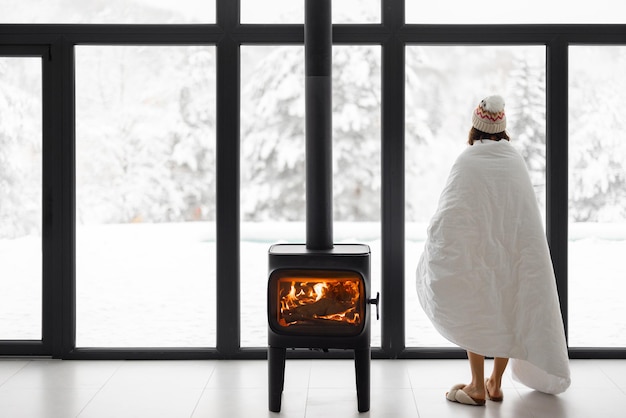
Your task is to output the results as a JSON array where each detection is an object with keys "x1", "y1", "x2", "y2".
[
  {"x1": 0, "y1": 0, "x2": 624, "y2": 360},
  {"x1": 0, "y1": 45, "x2": 59, "y2": 356}
]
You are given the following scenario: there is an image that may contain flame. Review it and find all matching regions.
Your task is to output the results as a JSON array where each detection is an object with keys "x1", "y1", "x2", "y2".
[{"x1": 277, "y1": 277, "x2": 362, "y2": 327}]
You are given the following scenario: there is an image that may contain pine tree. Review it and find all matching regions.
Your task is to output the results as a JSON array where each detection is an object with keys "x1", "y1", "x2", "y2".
[
  {"x1": 241, "y1": 46, "x2": 306, "y2": 222},
  {"x1": 171, "y1": 46, "x2": 217, "y2": 221},
  {"x1": 0, "y1": 58, "x2": 42, "y2": 239},
  {"x1": 241, "y1": 45, "x2": 386, "y2": 222},
  {"x1": 569, "y1": 47, "x2": 626, "y2": 222},
  {"x1": 76, "y1": 45, "x2": 215, "y2": 224},
  {"x1": 506, "y1": 52, "x2": 547, "y2": 211}
]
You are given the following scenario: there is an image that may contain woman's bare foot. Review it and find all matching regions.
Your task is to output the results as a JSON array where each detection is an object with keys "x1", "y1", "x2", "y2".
[
  {"x1": 461, "y1": 383, "x2": 485, "y2": 403},
  {"x1": 485, "y1": 378, "x2": 504, "y2": 401}
]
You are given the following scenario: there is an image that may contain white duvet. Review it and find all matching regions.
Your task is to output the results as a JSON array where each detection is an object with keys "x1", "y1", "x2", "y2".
[{"x1": 415, "y1": 139, "x2": 571, "y2": 394}]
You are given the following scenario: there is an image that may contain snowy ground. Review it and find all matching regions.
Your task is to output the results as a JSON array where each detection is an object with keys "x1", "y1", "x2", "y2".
[{"x1": 1, "y1": 222, "x2": 625, "y2": 348}]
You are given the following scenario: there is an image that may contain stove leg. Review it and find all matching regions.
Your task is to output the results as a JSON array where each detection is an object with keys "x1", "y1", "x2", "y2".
[
  {"x1": 354, "y1": 347, "x2": 370, "y2": 412},
  {"x1": 269, "y1": 346, "x2": 286, "y2": 412}
]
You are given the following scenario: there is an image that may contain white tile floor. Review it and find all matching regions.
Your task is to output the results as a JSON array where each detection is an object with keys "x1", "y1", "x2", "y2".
[{"x1": 0, "y1": 358, "x2": 625, "y2": 417}]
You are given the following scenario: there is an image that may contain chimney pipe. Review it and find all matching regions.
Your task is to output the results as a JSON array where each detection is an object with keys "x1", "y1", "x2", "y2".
[{"x1": 305, "y1": 0, "x2": 333, "y2": 250}]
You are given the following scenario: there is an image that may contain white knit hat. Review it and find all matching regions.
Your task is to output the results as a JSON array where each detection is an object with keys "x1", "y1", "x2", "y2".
[{"x1": 471, "y1": 95, "x2": 506, "y2": 134}]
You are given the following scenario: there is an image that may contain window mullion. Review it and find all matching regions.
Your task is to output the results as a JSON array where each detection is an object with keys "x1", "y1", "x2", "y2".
[{"x1": 216, "y1": 0, "x2": 241, "y2": 357}]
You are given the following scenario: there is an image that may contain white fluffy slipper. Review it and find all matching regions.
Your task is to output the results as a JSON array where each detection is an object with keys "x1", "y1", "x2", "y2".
[{"x1": 446, "y1": 384, "x2": 486, "y2": 406}]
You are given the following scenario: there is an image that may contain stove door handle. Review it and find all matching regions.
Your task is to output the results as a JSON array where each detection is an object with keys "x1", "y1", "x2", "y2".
[{"x1": 368, "y1": 292, "x2": 380, "y2": 320}]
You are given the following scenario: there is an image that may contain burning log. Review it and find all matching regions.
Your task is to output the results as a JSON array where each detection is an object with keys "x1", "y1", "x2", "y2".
[
  {"x1": 279, "y1": 279, "x2": 362, "y2": 325},
  {"x1": 283, "y1": 298, "x2": 355, "y2": 323}
]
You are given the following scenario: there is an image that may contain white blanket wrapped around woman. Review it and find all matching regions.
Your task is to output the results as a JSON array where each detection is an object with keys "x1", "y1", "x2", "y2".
[{"x1": 415, "y1": 139, "x2": 571, "y2": 394}]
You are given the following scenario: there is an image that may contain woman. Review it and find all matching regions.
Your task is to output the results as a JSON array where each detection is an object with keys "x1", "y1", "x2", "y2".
[{"x1": 415, "y1": 95, "x2": 571, "y2": 406}]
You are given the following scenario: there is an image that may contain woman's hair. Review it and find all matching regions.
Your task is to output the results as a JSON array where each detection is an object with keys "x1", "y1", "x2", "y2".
[{"x1": 468, "y1": 127, "x2": 510, "y2": 145}]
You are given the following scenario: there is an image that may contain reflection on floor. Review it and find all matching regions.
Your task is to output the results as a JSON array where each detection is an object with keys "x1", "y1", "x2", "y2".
[{"x1": 0, "y1": 358, "x2": 625, "y2": 417}]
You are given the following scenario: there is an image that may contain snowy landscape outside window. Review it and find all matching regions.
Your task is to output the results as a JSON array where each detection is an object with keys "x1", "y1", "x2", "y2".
[
  {"x1": 241, "y1": 0, "x2": 380, "y2": 23},
  {"x1": 75, "y1": 46, "x2": 217, "y2": 347},
  {"x1": 568, "y1": 46, "x2": 626, "y2": 347},
  {"x1": 240, "y1": 45, "x2": 382, "y2": 348},
  {"x1": 406, "y1": 0, "x2": 626, "y2": 24},
  {"x1": 0, "y1": 57, "x2": 42, "y2": 340},
  {"x1": 404, "y1": 45, "x2": 546, "y2": 347},
  {"x1": 0, "y1": 0, "x2": 216, "y2": 23}
]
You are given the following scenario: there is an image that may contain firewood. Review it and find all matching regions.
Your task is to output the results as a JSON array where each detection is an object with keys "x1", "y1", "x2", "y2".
[{"x1": 283, "y1": 298, "x2": 351, "y2": 323}]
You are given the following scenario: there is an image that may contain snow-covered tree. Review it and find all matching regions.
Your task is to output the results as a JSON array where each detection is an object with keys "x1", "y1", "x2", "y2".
[
  {"x1": 506, "y1": 51, "x2": 547, "y2": 210},
  {"x1": 241, "y1": 45, "x2": 385, "y2": 222},
  {"x1": 241, "y1": 46, "x2": 306, "y2": 222},
  {"x1": 0, "y1": 58, "x2": 42, "y2": 239},
  {"x1": 333, "y1": 46, "x2": 381, "y2": 221},
  {"x1": 169, "y1": 47, "x2": 217, "y2": 221},
  {"x1": 569, "y1": 47, "x2": 626, "y2": 222},
  {"x1": 404, "y1": 46, "x2": 449, "y2": 222},
  {"x1": 76, "y1": 45, "x2": 216, "y2": 224},
  {"x1": 0, "y1": 0, "x2": 194, "y2": 24}
]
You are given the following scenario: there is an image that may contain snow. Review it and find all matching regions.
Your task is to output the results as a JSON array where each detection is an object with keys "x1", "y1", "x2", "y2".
[
  {"x1": 2, "y1": 222, "x2": 625, "y2": 348},
  {"x1": 75, "y1": 222, "x2": 216, "y2": 347},
  {"x1": 4, "y1": 0, "x2": 620, "y2": 24},
  {"x1": 0, "y1": 235, "x2": 42, "y2": 340},
  {"x1": 568, "y1": 235, "x2": 626, "y2": 347},
  {"x1": 406, "y1": 0, "x2": 626, "y2": 24}
]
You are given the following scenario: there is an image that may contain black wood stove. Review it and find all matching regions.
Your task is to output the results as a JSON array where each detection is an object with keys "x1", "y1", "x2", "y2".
[
  {"x1": 267, "y1": 244, "x2": 377, "y2": 412},
  {"x1": 267, "y1": 0, "x2": 379, "y2": 413}
]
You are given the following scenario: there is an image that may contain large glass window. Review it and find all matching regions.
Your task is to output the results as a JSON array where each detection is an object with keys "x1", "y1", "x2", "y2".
[
  {"x1": 0, "y1": 0, "x2": 215, "y2": 24},
  {"x1": 404, "y1": 45, "x2": 546, "y2": 347},
  {"x1": 75, "y1": 46, "x2": 217, "y2": 347},
  {"x1": 3, "y1": 2, "x2": 626, "y2": 358},
  {"x1": 406, "y1": 0, "x2": 626, "y2": 24},
  {"x1": 0, "y1": 57, "x2": 42, "y2": 340},
  {"x1": 240, "y1": 45, "x2": 382, "y2": 348},
  {"x1": 568, "y1": 46, "x2": 626, "y2": 347}
]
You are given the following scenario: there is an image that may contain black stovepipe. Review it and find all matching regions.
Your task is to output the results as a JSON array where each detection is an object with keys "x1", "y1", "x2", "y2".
[{"x1": 305, "y1": 0, "x2": 333, "y2": 250}]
